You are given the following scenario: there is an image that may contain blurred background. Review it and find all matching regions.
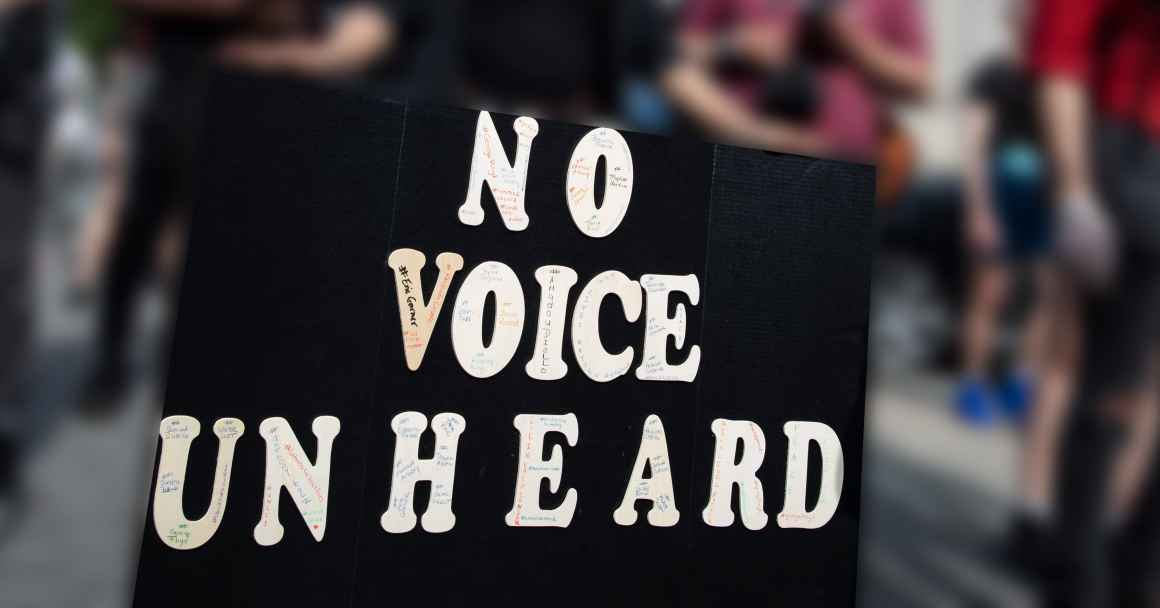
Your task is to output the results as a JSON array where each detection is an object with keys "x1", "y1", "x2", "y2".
[{"x1": 1, "y1": 0, "x2": 1158, "y2": 606}]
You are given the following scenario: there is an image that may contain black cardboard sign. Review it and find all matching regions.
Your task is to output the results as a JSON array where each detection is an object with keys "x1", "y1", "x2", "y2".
[{"x1": 132, "y1": 72, "x2": 875, "y2": 607}]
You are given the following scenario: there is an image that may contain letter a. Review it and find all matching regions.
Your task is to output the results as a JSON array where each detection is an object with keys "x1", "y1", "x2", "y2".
[{"x1": 613, "y1": 415, "x2": 679, "y2": 527}]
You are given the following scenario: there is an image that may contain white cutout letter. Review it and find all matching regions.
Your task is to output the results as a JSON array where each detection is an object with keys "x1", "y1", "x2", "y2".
[
  {"x1": 702, "y1": 419, "x2": 768, "y2": 530},
  {"x1": 451, "y1": 261, "x2": 526, "y2": 378},
  {"x1": 506, "y1": 413, "x2": 579, "y2": 527},
  {"x1": 253, "y1": 416, "x2": 340, "y2": 546},
  {"x1": 635, "y1": 274, "x2": 702, "y2": 382},
  {"x1": 381, "y1": 412, "x2": 466, "y2": 533},
  {"x1": 153, "y1": 416, "x2": 244, "y2": 550},
  {"x1": 387, "y1": 249, "x2": 465, "y2": 371},
  {"x1": 571, "y1": 270, "x2": 642, "y2": 382},
  {"x1": 613, "y1": 414, "x2": 679, "y2": 527},
  {"x1": 459, "y1": 111, "x2": 539, "y2": 231},
  {"x1": 565, "y1": 127, "x2": 634, "y2": 238},
  {"x1": 525, "y1": 265, "x2": 578, "y2": 381},
  {"x1": 777, "y1": 421, "x2": 844, "y2": 529}
]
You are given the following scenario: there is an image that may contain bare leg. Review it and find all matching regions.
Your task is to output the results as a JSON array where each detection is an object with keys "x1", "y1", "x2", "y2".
[
  {"x1": 1017, "y1": 263, "x2": 1061, "y2": 376},
  {"x1": 1107, "y1": 358, "x2": 1159, "y2": 524},
  {"x1": 73, "y1": 130, "x2": 127, "y2": 293},
  {"x1": 1019, "y1": 267, "x2": 1080, "y2": 516},
  {"x1": 1054, "y1": 268, "x2": 1160, "y2": 607},
  {"x1": 961, "y1": 262, "x2": 1010, "y2": 378}
]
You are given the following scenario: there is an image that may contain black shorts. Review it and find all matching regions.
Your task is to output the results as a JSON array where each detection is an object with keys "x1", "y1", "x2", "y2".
[{"x1": 1085, "y1": 121, "x2": 1160, "y2": 394}]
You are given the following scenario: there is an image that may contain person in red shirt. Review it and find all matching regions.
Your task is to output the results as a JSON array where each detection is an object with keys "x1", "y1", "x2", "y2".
[{"x1": 1030, "y1": 1, "x2": 1160, "y2": 605}]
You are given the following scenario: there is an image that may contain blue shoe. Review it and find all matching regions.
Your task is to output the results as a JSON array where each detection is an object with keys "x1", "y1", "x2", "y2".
[
  {"x1": 999, "y1": 373, "x2": 1035, "y2": 424},
  {"x1": 954, "y1": 378, "x2": 996, "y2": 426}
]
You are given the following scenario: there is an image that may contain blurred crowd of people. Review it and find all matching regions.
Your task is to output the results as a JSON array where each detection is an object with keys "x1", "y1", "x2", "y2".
[
  {"x1": 950, "y1": 1, "x2": 1160, "y2": 606},
  {"x1": 0, "y1": 0, "x2": 1158, "y2": 606}
]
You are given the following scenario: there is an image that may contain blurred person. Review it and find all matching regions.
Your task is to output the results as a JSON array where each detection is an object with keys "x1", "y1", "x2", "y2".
[
  {"x1": 0, "y1": 0, "x2": 50, "y2": 177},
  {"x1": 662, "y1": 0, "x2": 826, "y2": 154},
  {"x1": 460, "y1": 0, "x2": 613, "y2": 120},
  {"x1": 81, "y1": 0, "x2": 253, "y2": 413},
  {"x1": 216, "y1": 0, "x2": 399, "y2": 92},
  {"x1": 74, "y1": 0, "x2": 408, "y2": 296},
  {"x1": 0, "y1": 0, "x2": 49, "y2": 532},
  {"x1": 661, "y1": 0, "x2": 929, "y2": 179},
  {"x1": 955, "y1": 0, "x2": 1058, "y2": 434},
  {"x1": 1030, "y1": 0, "x2": 1160, "y2": 605},
  {"x1": 800, "y1": 0, "x2": 929, "y2": 162},
  {"x1": 800, "y1": 0, "x2": 928, "y2": 206},
  {"x1": 616, "y1": 0, "x2": 682, "y2": 134},
  {"x1": 84, "y1": 0, "x2": 397, "y2": 413},
  {"x1": 71, "y1": 50, "x2": 145, "y2": 297},
  {"x1": 952, "y1": 1, "x2": 1086, "y2": 576}
]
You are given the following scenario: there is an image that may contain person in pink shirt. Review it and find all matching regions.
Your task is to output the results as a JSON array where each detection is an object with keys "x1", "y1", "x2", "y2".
[
  {"x1": 808, "y1": 0, "x2": 929, "y2": 160},
  {"x1": 664, "y1": 0, "x2": 929, "y2": 165},
  {"x1": 663, "y1": 0, "x2": 825, "y2": 154}
]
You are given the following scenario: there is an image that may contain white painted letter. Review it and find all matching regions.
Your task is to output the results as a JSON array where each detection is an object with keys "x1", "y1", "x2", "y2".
[
  {"x1": 777, "y1": 421, "x2": 844, "y2": 530},
  {"x1": 459, "y1": 111, "x2": 539, "y2": 231},
  {"x1": 525, "y1": 265, "x2": 578, "y2": 381},
  {"x1": 635, "y1": 274, "x2": 702, "y2": 382},
  {"x1": 565, "y1": 127, "x2": 634, "y2": 238},
  {"x1": 387, "y1": 249, "x2": 465, "y2": 371},
  {"x1": 702, "y1": 419, "x2": 768, "y2": 530},
  {"x1": 571, "y1": 270, "x2": 642, "y2": 382},
  {"x1": 153, "y1": 416, "x2": 244, "y2": 550},
  {"x1": 506, "y1": 413, "x2": 579, "y2": 527},
  {"x1": 381, "y1": 412, "x2": 466, "y2": 533},
  {"x1": 613, "y1": 415, "x2": 679, "y2": 527},
  {"x1": 451, "y1": 261, "x2": 526, "y2": 378},
  {"x1": 253, "y1": 416, "x2": 340, "y2": 546}
]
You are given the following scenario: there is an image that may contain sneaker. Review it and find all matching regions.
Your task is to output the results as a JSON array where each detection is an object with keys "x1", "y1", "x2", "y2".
[
  {"x1": 953, "y1": 377, "x2": 995, "y2": 426},
  {"x1": 998, "y1": 372, "x2": 1035, "y2": 424}
]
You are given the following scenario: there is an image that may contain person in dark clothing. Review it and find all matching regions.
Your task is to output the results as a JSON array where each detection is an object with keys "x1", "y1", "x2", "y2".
[
  {"x1": 953, "y1": 7, "x2": 1083, "y2": 576},
  {"x1": 217, "y1": 0, "x2": 398, "y2": 89},
  {"x1": 0, "y1": 0, "x2": 49, "y2": 535},
  {"x1": 82, "y1": 0, "x2": 250, "y2": 412},
  {"x1": 84, "y1": 0, "x2": 397, "y2": 412},
  {"x1": 1030, "y1": 0, "x2": 1160, "y2": 605},
  {"x1": 459, "y1": 0, "x2": 614, "y2": 118},
  {"x1": 616, "y1": 0, "x2": 681, "y2": 134},
  {"x1": 0, "y1": 0, "x2": 49, "y2": 177}
]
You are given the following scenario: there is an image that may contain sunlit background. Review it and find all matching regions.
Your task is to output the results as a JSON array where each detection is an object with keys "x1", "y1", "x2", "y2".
[{"x1": 1, "y1": 1, "x2": 1157, "y2": 606}]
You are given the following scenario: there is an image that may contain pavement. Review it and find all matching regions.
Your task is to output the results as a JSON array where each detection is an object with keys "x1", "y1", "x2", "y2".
[
  {"x1": 860, "y1": 374, "x2": 1035, "y2": 608},
  {"x1": 0, "y1": 161, "x2": 164, "y2": 608}
]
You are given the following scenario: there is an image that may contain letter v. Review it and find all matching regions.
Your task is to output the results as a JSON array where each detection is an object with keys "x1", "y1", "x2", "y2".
[{"x1": 387, "y1": 248, "x2": 465, "y2": 371}]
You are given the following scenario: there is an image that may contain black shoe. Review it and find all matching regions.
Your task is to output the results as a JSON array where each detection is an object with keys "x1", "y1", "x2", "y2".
[
  {"x1": 1110, "y1": 527, "x2": 1160, "y2": 608},
  {"x1": 78, "y1": 361, "x2": 128, "y2": 418},
  {"x1": 1004, "y1": 514, "x2": 1056, "y2": 578},
  {"x1": 0, "y1": 436, "x2": 24, "y2": 545}
]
